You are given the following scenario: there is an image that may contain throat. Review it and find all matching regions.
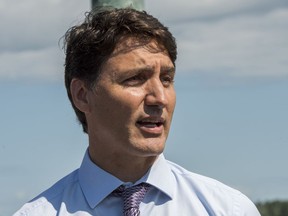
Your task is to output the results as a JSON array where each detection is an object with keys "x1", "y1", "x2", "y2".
[
  {"x1": 89, "y1": 147, "x2": 158, "y2": 183},
  {"x1": 112, "y1": 155, "x2": 157, "y2": 182}
]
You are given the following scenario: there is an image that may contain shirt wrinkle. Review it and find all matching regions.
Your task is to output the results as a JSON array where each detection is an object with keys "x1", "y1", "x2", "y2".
[
  {"x1": 13, "y1": 149, "x2": 261, "y2": 216},
  {"x1": 79, "y1": 152, "x2": 174, "y2": 208}
]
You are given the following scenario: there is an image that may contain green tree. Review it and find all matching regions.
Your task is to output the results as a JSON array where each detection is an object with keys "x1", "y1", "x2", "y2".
[{"x1": 256, "y1": 200, "x2": 288, "y2": 216}]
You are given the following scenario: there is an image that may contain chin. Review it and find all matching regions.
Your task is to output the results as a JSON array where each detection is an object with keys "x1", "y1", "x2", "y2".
[{"x1": 134, "y1": 139, "x2": 166, "y2": 156}]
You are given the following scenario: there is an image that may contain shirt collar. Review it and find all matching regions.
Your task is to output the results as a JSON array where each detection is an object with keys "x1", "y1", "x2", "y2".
[
  {"x1": 79, "y1": 150, "x2": 175, "y2": 209},
  {"x1": 139, "y1": 154, "x2": 175, "y2": 200},
  {"x1": 79, "y1": 150, "x2": 123, "y2": 208}
]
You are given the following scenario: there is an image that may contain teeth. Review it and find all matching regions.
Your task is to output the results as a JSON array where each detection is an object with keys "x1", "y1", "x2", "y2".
[
  {"x1": 141, "y1": 120, "x2": 160, "y2": 123},
  {"x1": 139, "y1": 118, "x2": 163, "y2": 123},
  {"x1": 144, "y1": 123, "x2": 157, "y2": 128}
]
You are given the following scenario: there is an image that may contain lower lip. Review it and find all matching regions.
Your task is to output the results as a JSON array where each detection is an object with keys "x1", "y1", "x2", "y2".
[{"x1": 136, "y1": 123, "x2": 164, "y2": 135}]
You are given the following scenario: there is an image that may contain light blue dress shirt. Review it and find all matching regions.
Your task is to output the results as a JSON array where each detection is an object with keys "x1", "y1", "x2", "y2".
[{"x1": 14, "y1": 150, "x2": 260, "y2": 215}]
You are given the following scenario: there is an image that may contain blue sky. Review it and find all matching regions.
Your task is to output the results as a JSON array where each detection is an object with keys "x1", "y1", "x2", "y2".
[{"x1": 1, "y1": 0, "x2": 288, "y2": 215}]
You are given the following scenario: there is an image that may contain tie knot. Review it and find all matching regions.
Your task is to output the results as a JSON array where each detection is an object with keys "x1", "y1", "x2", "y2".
[{"x1": 113, "y1": 183, "x2": 150, "y2": 216}]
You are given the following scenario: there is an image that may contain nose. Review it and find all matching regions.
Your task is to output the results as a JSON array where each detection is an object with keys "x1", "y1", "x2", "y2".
[{"x1": 145, "y1": 78, "x2": 168, "y2": 108}]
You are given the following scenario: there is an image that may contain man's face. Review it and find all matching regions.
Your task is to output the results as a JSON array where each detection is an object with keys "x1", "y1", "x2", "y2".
[{"x1": 86, "y1": 39, "x2": 176, "y2": 159}]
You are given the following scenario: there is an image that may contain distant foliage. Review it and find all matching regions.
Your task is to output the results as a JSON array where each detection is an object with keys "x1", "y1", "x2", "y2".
[{"x1": 256, "y1": 200, "x2": 288, "y2": 216}]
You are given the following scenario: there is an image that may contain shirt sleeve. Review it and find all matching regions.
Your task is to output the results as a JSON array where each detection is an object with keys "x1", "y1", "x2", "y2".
[{"x1": 235, "y1": 193, "x2": 261, "y2": 216}]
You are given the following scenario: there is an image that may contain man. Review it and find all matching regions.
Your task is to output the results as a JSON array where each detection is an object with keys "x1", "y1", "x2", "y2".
[{"x1": 14, "y1": 8, "x2": 260, "y2": 216}]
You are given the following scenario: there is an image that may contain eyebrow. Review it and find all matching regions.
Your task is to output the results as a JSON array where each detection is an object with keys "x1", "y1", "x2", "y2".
[
  {"x1": 111, "y1": 65, "x2": 175, "y2": 81},
  {"x1": 160, "y1": 66, "x2": 175, "y2": 74},
  {"x1": 123, "y1": 66, "x2": 175, "y2": 75}
]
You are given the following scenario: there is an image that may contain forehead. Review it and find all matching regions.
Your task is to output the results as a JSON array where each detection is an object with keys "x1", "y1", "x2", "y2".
[
  {"x1": 96, "y1": 37, "x2": 174, "y2": 81},
  {"x1": 102, "y1": 39, "x2": 173, "y2": 73}
]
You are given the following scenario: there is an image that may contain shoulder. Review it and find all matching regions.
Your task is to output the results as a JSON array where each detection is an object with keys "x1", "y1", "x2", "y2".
[
  {"x1": 13, "y1": 169, "x2": 79, "y2": 216},
  {"x1": 167, "y1": 160, "x2": 237, "y2": 193},
  {"x1": 166, "y1": 160, "x2": 240, "y2": 198},
  {"x1": 166, "y1": 160, "x2": 260, "y2": 215}
]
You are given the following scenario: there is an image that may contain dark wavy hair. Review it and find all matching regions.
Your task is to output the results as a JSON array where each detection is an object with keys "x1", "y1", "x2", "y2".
[{"x1": 64, "y1": 7, "x2": 177, "y2": 133}]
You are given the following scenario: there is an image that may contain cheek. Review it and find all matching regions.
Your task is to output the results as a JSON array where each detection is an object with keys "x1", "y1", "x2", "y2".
[
  {"x1": 107, "y1": 90, "x2": 145, "y2": 117},
  {"x1": 167, "y1": 90, "x2": 176, "y2": 111},
  {"x1": 114, "y1": 87, "x2": 145, "y2": 105}
]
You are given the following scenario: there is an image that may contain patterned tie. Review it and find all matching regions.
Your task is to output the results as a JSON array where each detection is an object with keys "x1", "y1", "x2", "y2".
[{"x1": 113, "y1": 183, "x2": 150, "y2": 216}]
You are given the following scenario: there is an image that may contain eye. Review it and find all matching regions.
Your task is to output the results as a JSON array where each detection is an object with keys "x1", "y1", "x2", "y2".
[
  {"x1": 122, "y1": 74, "x2": 146, "y2": 86},
  {"x1": 161, "y1": 74, "x2": 174, "y2": 87}
]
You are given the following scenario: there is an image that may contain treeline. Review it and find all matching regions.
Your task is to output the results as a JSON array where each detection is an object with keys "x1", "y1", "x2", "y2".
[{"x1": 256, "y1": 200, "x2": 288, "y2": 216}]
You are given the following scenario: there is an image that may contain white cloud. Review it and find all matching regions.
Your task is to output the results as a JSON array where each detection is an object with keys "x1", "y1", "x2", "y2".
[
  {"x1": 0, "y1": 0, "x2": 89, "y2": 81},
  {"x1": 145, "y1": 0, "x2": 288, "y2": 77},
  {"x1": 146, "y1": 0, "x2": 287, "y2": 22},
  {"x1": 173, "y1": 8, "x2": 288, "y2": 77},
  {"x1": 0, "y1": 0, "x2": 287, "y2": 80},
  {"x1": 0, "y1": 47, "x2": 64, "y2": 81},
  {"x1": 0, "y1": 0, "x2": 89, "y2": 51}
]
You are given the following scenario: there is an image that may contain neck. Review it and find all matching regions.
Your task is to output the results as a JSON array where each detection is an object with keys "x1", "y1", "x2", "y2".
[{"x1": 88, "y1": 146, "x2": 158, "y2": 183}]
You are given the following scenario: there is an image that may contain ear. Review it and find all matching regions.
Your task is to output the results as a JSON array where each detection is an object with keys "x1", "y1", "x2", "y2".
[{"x1": 70, "y1": 78, "x2": 91, "y2": 113}]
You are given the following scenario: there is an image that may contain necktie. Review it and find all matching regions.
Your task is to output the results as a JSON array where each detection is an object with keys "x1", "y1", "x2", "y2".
[{"x1": 113, "y1": 183, "x2": 150, "y2": 216}]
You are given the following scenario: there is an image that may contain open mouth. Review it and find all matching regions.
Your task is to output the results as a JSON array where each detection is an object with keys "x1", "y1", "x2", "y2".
[
  {"x1": 136, "y1": 117, "x2": 165, "y2": 134},
  {"x1": 137, "y1": 121, "x2": 163, "y2": 128}
]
